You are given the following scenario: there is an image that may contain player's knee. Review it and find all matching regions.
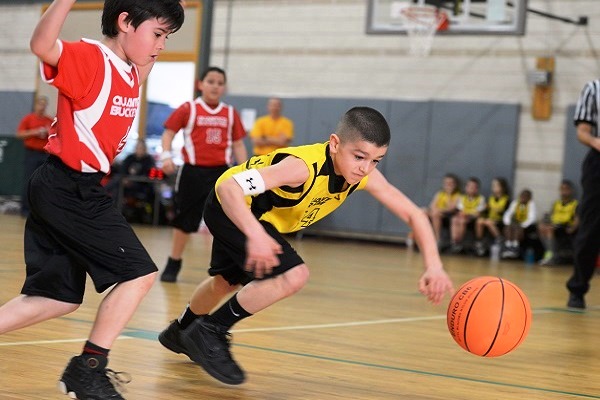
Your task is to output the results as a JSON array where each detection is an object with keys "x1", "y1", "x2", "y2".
[
  {"x1": 136, "y1": 271, "x2": 157, "y2": 292},
  {"x1": 282, "y1": 264, "x2": 310, "y2": 295},
  {"x1": 212, "y1": 275, "x2": 238, "y2": 296}
]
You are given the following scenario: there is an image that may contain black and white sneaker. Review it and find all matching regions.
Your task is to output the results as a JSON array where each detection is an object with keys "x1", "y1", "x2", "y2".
[
  {"x1": 58, "y1": 355, "x2": 130, "y2": 399},
  {"x1": 179, "y1": 317, "x2": 246, "y2": 385}
]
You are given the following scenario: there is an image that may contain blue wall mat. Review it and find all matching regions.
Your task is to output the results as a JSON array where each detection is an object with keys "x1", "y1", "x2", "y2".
[
  {"x1": 0, "y1": 91, "x2": 35, "y2": 136},
  {"x1": 379, "y1": 100, "x2": 431, "y2": 236},
  {"x1": 425, "y1": 100, "x2": 519, "y2": 199}
]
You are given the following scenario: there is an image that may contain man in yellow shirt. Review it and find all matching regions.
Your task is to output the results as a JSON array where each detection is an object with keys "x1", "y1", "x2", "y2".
[{"x1": 249, "y1": 97, "x2": 294, "y2": 155}]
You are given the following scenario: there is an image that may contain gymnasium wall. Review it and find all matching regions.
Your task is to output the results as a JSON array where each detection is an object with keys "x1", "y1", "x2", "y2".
[{"x1": 0, "y1": 1, "x2": 598, "y2": 212}]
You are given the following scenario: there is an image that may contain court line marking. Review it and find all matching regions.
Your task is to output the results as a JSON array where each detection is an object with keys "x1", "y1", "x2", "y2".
[
  {"x1": 232, "y1": 343, "x2": 600, "y2": 399},
  {"x1": 0, "y1": 336, "x2": 133, "y2": 347}
]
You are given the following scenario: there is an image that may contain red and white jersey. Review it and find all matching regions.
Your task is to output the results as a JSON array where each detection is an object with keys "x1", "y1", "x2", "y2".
[
  {"x1": 164, "y1": 98, "x2": 246, "y2": 167},
  {"x1": 40, "y1": 39, "x2": 140, "y2": 173}
]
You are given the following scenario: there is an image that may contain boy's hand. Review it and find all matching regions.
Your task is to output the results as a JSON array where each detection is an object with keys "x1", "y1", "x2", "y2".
[
  {"x1": 245, "y1": 231, "x2": 283, "y2": 278},
  {"x1": 418, "y1": 268, "x2": 454, "y2": 305}
]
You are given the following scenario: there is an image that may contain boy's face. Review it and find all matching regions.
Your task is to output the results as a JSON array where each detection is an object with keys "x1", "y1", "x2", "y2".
[
  {"x1": 560, "y1": 183, "x2": 573, "y2": 200},
  {"x1": 519, "y1": 192, "x2": 531, "y2": 203},
  {"x1": 198, "y1": 71, "x2": 226, "y2": 105},
  {"x1": 329, "y1": 134, "x2": 387, "y2": 185},
  {"x1": 120, "y1": 17, "x2": 172, "y2": 66},
  {"x1": 465, "y1": 180, "x2": 479, "y2": 196},
  {"x1": 442, "y1": 177, "x2": 456, "y2": 193}
]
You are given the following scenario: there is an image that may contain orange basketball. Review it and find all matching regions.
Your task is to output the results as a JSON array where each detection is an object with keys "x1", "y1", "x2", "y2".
[{"x1": 447, "y1": 276, "x2": 532, "y2": 357}]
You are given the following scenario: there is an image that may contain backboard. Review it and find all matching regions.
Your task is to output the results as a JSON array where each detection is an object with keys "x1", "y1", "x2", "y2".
[{"x1": 367, "y1": 0, "x2": 528, "y2": 35}]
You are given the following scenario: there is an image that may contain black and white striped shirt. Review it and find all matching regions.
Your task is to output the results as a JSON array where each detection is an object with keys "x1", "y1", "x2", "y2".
[{"x1": 574, "y1": 80, "x2": 600, "y2": 137}]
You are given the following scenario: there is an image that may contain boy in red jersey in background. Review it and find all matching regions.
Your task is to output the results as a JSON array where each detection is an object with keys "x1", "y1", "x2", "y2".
[
  {"x1": 0, "y1": 1, "x2": 184, "y2": 398},
  {"x1": 160, "y1": 67, "x2": 248, "y2": 282}
]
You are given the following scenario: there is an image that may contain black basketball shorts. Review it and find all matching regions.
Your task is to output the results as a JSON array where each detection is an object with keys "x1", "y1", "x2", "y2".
[
  {"x1": 202, "y1": 190, "x2": 304, "y2": 286},
  {"x1": 171, "y1": 163, "x2": 229, "y2": 233},
  {"x1": 21, "y1": 156, "x2": 157, "y2": 304}
]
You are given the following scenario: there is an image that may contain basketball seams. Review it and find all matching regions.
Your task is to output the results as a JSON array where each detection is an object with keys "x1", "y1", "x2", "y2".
[
  {"x1": 462, "y1": 278, "x2": 500, "y2": 354},
  {"x1": 482, "y1": 278, "x2": 505, "y2": 357},
  {"x1": 502, "y1": 281, "x2": 532, "y2": 354}
]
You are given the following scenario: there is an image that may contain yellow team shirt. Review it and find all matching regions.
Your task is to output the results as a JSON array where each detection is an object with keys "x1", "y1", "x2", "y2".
[
  {"x1": 215, "y1": 142, "x2": 368, "y2": 233},
  {"x1": 249, "y1": 115, "x2": 294, "y2": 155},
  {"x1": 514, "y1": 202, "x2": 530, "y2": 223},
  {"x1": 434, "y1": 191, "x2": 460, "y2": 210},
  {"x1": 459, "y1": 194, "x2": 485, "y2": 216},
  {"x1": 550, "y1": 199, "x2": 578, "y2": 226},
  {"x1": 487, "y1": 195, "x2": 509, "y2": 222}
]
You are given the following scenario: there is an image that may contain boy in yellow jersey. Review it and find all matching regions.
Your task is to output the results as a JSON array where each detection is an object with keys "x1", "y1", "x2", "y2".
[
  {"x1": 474, "y1": 177, "x2": 510, "y2": 256},
  {"x1": 501, "y1": 189, "x2": 537, "y2": 259},
  {"x1": 158, "y1": 107, "x2": 454, "y2": 385},
  {"x1": 249, "y1": 97, "x2": 294, "y2": 155},
  {"x1": 538, "y1": 180, "x2": 579, "y2": 265},
  {"x1": 449, "y1": 177, "x2": 486, "y2": 254},
  {"x1": 425, "y1": 173, "x2": 461, "y2": 247}
]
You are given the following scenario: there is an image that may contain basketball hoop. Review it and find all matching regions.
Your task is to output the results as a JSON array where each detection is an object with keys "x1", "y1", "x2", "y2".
[{"x1": 399, "y1": 5, "x2": 448, "y2": 57}]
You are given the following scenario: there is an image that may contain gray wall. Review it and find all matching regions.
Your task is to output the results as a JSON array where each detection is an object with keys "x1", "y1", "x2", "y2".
[{"x1": 226, "y1": 95, "x2": 520, "y2": 239}]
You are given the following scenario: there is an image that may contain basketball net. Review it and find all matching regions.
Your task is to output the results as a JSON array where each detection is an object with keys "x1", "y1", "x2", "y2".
[{"x1": 399, "y1": 5, "x2": 448, "y2": 57}]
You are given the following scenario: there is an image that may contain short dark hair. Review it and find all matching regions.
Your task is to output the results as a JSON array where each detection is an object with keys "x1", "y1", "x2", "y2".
[
  {"x1": 336, "y1": 107, "x2": 390, "y2": 147},
  {"x1": 200, "y1": 66, "x2": 227, "y2": 82},
  {"x1": 561, "y1": 179, "x2": 574, "y2": 188},
  {"x1": 467, "y1": 177, "x2": 480, "y2": 188},
  {"x1": 102, "y1": 0, "x2": 185, "y2": 38}
]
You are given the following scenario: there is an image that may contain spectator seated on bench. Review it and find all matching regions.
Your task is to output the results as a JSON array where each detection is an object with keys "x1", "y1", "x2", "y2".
[{"x1": 538, "y1": 180, "x2": 579, "y2": 266}]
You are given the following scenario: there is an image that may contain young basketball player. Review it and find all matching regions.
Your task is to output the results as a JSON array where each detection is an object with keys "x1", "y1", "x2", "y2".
[
  {"x1": 0, "y1": 1, "x2": 184, "y2": 398},
  {"x1": 474, "y1": 177, "x2": 510, "y2": 256},
  {"x1": 158, "y1": 106, "x2": 455, "y2": 385},
  {"x1": 450, "y1": 177, "x2": 486, "y2": 253},
  {"x1": 160, "y1": 67, "x2": 247, "y2": 283}
]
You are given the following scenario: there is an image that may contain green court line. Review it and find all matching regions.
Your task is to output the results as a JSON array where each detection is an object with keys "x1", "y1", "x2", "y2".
[{"x1": 120, "y1": 329, "x2": 599, "y2": 399}]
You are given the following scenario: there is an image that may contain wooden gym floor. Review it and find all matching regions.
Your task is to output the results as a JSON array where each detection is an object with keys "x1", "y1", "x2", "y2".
[{"x1": 0, "y1": 214, "x2": 598, "y2": 399}]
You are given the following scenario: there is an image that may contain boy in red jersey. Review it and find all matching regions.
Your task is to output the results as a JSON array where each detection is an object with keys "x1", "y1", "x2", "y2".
[
  {"x1": 0, "y1": 1, "x2": 184, "y2": 398},
  {"x1": 160, "y1": 67, "x2": 247, "y2": 282}
]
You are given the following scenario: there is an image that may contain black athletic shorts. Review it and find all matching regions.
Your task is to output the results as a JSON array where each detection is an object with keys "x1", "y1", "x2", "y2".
[
  {"x1": 203, "y1": 190, "x2": 304, "y2": 286},
  {"x1": 21, "y1": 156, "x2": 157, "y2": 304},
  {"x1": 171, "y1": 163, "x2": 229, "y2": 233}
]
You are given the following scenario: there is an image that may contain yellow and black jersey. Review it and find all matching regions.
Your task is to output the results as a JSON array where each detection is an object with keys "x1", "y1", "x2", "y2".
[
  {"x1": 487, "y1": 195, "x2": 510, "y2": 222},
  {"x1": 215, "y1": 142, "x2": 368, "y2": 233},
  {"x1": 550, "y1": 199, "x2": 578, "y2": 226}
]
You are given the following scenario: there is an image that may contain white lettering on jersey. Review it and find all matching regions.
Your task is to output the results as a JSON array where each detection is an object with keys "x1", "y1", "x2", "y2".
[
  {"x1": 196, "y1": 115, "x2": 228, "y2": 127},
  {"x1": 110, "y1": 95, "x2": 139, "y2": 118},
  {"x1": 206, "y1": 128, "x2": 223, "y2": 144}
]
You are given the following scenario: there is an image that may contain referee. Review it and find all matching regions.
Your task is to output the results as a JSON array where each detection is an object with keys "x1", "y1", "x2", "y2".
[{"x1": 567, "y1": 79, "x2": 600, "y2": 309}]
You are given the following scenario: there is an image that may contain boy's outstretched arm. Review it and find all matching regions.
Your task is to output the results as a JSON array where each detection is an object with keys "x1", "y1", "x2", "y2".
[
  {"x1": 216, "y1": 156, "x2": 309, "y2": 278},
  {"x1": 364, "y1": 169, "x2": 454, "y2": 304},
  {"x1": 30, "y1": 0, "x2": 75, "y2": 66}
]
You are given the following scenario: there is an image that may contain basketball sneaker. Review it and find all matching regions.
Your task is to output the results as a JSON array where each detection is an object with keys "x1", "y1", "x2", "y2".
[
  {"x1": 160, "y1": 257, "x2": 182, "y2": 282},
  {"x1": 567, "y1": 293, "x2": 585, "y2": 310},
  {"x1": 179, "y1": 317, "x2": 246, "y2": 385},
  {"x1": 158, "y1": 320, "x2": 187, "y2": 355},
  {"x1": 58, "y1": 355, "x2": 130, "y2": 399}
]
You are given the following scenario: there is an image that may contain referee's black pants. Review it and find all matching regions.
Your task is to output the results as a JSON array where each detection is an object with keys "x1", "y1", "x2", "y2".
[{"x1": 567, "y1": 149, "x2": 600, "y2": 296}]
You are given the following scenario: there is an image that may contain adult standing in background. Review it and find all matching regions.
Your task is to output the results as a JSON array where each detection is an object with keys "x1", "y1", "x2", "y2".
[
  {"x1": 566, "y1": 79, "x2": 600, "y2": 309},
  {"x1": 16, "y1": 95, "x2": 53, "y2": 217},
  {"x1": 249, "y1": 97, "x2": 294, "y2": 156}
]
